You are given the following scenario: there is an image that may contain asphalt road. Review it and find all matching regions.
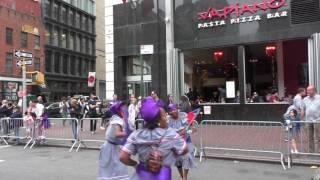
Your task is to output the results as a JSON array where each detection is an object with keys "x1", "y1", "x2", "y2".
[{"x1": 0, "y1": 145, "x2": 315, "y2": 180}]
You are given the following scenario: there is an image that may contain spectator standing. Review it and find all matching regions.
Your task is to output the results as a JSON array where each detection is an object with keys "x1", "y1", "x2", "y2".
[
  {"x1": 128, "y1": 95, "x2": 138, "y2": 130},
  {"x1": 88, "y1": 94, "x2": 98, "y2": 135},
  {"x1": 0, "y1": 100, "x2": 11, "y2": 135},
  {"x1": 10, "y1": 106, "x2": 22, "y2": 144},
  {"x1": 293, "y1": 88, "x2": 306, "y2": 112},
  {"x1": 78, "y1": 97, "x2": 86, "y2": 131},
  {"x1": 151, "y1": 90, "x2": 165, "y2": 108},
  {"x1": 180, "y1": 95, "x2": 192, "y2": 113},
  {"x1": 69, "y1": 99, "x2": 81, "y2": 140},
  {"x1": 59, "y1": 97, "x2": 70, "y2": 126},
  {"x1": 301, "y1": 85, "x2": 320, "y2": 153}
]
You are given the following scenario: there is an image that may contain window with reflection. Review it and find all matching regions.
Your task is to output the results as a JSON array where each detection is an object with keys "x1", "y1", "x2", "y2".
[
  {"x1": 61, "y1": 29, "x2": 67, "y2": 48},
  {"x1": 70, "y1": 56, "x2": 76, "y2": 75},
  {"x1": 126, "y1": 56, "x2": 152, "y2": 76},
  {"x1": 183, "y1": 47, "x2": 239, "y2": 103},
  {"x1": 69, "y1": 32, "x2": 75, "y2": 50},
  {"x1": 52, "y1": 27, "x2": 59, "y2": 46},
  {"x1": 45, "y1": 0, "x2": 51, "y2": 17},
  {"x1": 45, "y1": 24, "x2": 52, "y2": 45}
]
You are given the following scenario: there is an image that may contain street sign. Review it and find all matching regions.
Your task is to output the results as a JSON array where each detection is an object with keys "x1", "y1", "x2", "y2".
[
  {"x1": 14, "y1": 50, "x2": 33, "y2": 58},
  {"x1": 140, "y1": 45, "x2": 154, "y2": 55},
  {"x1": 16, "y1": 59, "x2": 33, "y2": 67}
]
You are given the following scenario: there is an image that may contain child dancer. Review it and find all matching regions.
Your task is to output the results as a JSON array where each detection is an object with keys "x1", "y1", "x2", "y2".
[
  {"x1": 97, "y1": 101, "x2": 130, "y2": 180},
  {"x1": 168, "y1": 103, "x2": 196, "y2": 180}
]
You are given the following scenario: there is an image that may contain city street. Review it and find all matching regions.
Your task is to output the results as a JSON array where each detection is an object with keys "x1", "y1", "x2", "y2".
[{"x1": 0, "y1": 145, "x2": 314, "y2": 180}]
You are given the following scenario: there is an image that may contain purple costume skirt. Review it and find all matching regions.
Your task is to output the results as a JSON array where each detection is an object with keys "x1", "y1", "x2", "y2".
[{"x1": 136, "y1": 163, "x2": 171, "y2": 180}]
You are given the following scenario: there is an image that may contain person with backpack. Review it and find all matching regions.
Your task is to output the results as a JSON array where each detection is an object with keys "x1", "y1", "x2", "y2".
[{"x1": 119, "y1": 97, "x2": 188, "y2": 180}]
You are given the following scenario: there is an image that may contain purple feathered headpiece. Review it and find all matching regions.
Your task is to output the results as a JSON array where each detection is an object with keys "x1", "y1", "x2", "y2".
[
  {"x1": 110, "y1": 101, "x2": 125, "y2": 115},
  {"x1": 140, "y1": 96, "x2": 160, "y2": 123}
]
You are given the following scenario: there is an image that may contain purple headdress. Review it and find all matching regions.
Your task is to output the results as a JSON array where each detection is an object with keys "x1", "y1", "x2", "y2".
[
  {"x1": 110, "y1": 101, "x2": 125, "y2": 115},
  {"x1": 140, "y1": 96, "x2": 160, "y2": 123},
  {"x1": 168, "y1": 103, "x2": 178, "y2": 112}
]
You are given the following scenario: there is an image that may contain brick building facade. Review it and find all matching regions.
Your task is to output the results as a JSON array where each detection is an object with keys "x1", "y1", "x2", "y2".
[{"x1": 0, "y1": 0, "x2": 45, "y2": 102}]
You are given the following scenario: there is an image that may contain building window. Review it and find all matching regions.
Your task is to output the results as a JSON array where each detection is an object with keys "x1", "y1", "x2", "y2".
[
  {"x1": 34, "y1": 58, "x2": 40, "y2": 71},
  {"x1": 53, "y1": 2, "x2": 59, "y2": 20},
  {"x1": 63, "y1": 54, "x2": 69, "y2": 74},
  {"x1": 54, "y1": 53, "x2": 60, "y2": 73},
  {"x1": 61, "y1": 6, "x2": 67, "y2": 24},
  {"x1": 84, "y1": 59, "x2": 89, "y2": 76},
  {"x1": 76, "y1": 34, "x2": 81, "y2": 52},
  {"x1": 82, "y1": 37, "x2": 86, "y2": 53},
  {"x1": 69, "y1": 32, "x2": 75, "y2": 50},
  {"x1": 75, "y1": 12, "x2": 80, "y2": 28},
  {"x1": 45, "y1": 51, "x2": 52, "y2": 72},
  {"x1": 69, "y1": 9, "x2": 75, "y2": 26},
  {"x1": 81, "y1": 15, "x2": 87, "y2": 31},
  {"x1": 88, "y1": 18, "x2": 92, "y2": 33},
  {"x1": 61, "y1": 29, "x2": 67, "y2": 48},
  {"x1": 70, "y1": 56, "x2": 75, "y2": 75},
  {"x1": 126, "y1": 56, "x2": 152, "y2": 76},
  {"x1": 90, "y1": 61, "x2": 95, "y2": 72},
  {"x1": 88, "y1": 39, "x2": 92, "y2": 55},
  {"x1": 45, "y1": 0, "x2": 51, "y2": 17},
  {"x1": 45, "y1": 24, "x2": 52, "y2": 45},
  {"x1": 34, "y1": 35, "x2": 40, "y2": 49},
  {"x1": 21, "y1": 32, "x2": 28, "y2": 48},
  {"x1": 53, "y1": 27, "x2": 59, "y2": 46},
  {"x1": 5, "y1": 53, "x2": 13, "y2": 75},
  {"x1": 6, "y1": 28, "x2": 13, "y2": 45},
  {"x1": 78, "y1": 58, "x2": 82, "y2": 76}
]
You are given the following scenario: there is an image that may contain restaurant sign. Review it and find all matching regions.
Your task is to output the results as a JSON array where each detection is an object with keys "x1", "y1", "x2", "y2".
[{"x1": 197, "y1": 0, "x2": 288, "y2": 29}]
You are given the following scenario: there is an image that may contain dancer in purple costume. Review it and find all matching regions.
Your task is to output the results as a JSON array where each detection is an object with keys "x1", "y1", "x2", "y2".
[
  {"x1": 120, "y1": 97, "x2": 188, "y2": 180},
  {"x1": 97, "y1": 101, "x2": 130, "y2": 180}
]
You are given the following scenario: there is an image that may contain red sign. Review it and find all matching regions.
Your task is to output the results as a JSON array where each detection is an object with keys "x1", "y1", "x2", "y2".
[
  {"x1": 266, "y1": 46, "x2": 277, "y2": 57},
  {"x1": 198, "y1": 0, "x2": 286, "y2": 20}
]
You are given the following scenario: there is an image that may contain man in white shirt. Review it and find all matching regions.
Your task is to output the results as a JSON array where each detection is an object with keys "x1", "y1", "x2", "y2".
[{"x1": 301, "y1": 85, "x2": 320, "y2": 153}]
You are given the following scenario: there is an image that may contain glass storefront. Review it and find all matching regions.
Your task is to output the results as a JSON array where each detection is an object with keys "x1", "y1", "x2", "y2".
[{"x1": 181, "y1": 39, "x2": 309, "y2": 104}]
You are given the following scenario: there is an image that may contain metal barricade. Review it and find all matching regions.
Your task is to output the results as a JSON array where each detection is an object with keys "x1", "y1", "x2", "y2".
[
  {"x1": 191, "y1": 120, "x2": 200, "y2": 157},
  {"x1": 199, "y1": 120, "x2": 286, "y2": 170},
  {"x1": 287, "y1": 121, "x2": 320, "y2": 167},
  {"x1": 28, "y1": 118, "x2": 78, "y2": 152},
  {"x1": 77, "y1": 118, "x2": 105, "y2": 152},
  {"x1": 0, "y1": 117, "x2": 33, "y2": 148}
]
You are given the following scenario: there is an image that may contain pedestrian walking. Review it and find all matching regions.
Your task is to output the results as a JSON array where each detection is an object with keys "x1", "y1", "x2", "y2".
[
  {"x1": 301, "y1": 85, "x2": 320, "y2": 153},
  {"x1": 97, "y1": 101, "x2": 130, "y2": 180},
  {"x1": 168, "y1": 103, "x2": 196, "y2": 180},
  {"x1": 119, "y1": 97, "x2": 188, "y2": 180}
]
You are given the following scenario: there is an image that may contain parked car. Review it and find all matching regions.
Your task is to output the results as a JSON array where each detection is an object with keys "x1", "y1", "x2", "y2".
[{"x1": 45, "y1": 102, "x2": 62, "y2": 118}]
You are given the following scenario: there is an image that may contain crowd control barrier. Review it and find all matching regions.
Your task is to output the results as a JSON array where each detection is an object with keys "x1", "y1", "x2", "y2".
[
  {"x1": 27, "y1": 118, "x2": 79, "y2": 152},
  {"x1": 286, "y1": 120, "x2": 320, "y2": 167},
  {"x1": 76, "y1": 118, "x2": 105, "y2": 152},
  {"x1": 199, "y1": 120, "x2": 287, "y2": 170},
  {"x1": 0, "y1": 117, "x2": 34, "y2": 149}
]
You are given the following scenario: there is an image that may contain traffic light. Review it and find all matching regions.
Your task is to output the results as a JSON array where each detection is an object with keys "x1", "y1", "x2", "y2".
[{"x1": 27, "y1": 71, "x2": 45, "y2": 85}]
